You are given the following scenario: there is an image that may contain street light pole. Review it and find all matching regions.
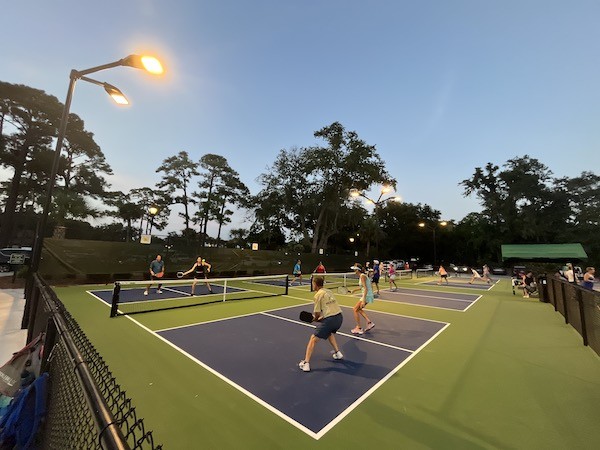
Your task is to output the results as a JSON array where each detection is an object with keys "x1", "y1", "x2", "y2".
[
  {"x1": 28, "y1": 55, "x2": 163, "y2": 276},
  {"x1": 418, "y1": 221, "x2": 447, "y2": 266},
  {"x1": 148, "y1": 206, "x2": 159, "y2": 235},
  {"x1": 350, "y1": 185, "x2": 402, "y2": 256}
]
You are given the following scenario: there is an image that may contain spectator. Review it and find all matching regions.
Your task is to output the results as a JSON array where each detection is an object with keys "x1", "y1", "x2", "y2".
[
  {"x1": 563, "y1": 263, "x2": 576, "y2": 284},
  {"x1": 582, "y1": 267, "x2": 595, "y2": 290},
  {"x1": 522, "y1": 271, "x2": 537, "y2": 298}
]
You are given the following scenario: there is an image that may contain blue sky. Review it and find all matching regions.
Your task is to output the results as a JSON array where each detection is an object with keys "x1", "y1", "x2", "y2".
[{"x1": 3, "y1": 1, "x2": 599, "y2": 238}]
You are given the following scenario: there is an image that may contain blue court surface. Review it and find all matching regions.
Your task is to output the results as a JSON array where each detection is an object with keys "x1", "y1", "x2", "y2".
[
  {"x1": 89, "y1": 283, "x2": 243, "y2": 304},
  {"x1": 375, "y1": 287, "x2": 481, "y2": 311},
  {"x1": 153, "y1": 304, "x2": 448, "y2": 439},
  {"x1": 420, "y1": 280, "x2": 498, "y2": 290}
]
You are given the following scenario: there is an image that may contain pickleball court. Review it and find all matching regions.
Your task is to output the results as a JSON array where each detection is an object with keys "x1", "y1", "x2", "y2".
[{"x1": 152, "y1": 304, "x2": 448, "y2": 438}]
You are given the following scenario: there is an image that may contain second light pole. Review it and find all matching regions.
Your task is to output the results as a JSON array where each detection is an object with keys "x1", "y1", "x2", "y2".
[{"x1": 418, "y1": 221, "x2": 447, "y2": 266}]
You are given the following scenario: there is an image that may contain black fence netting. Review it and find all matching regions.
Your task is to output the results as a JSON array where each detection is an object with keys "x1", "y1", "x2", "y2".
[
  {"x1": 542, "y1": 277, "x2": 600, "y2": 357},
  {"x1": 26, "y1": 274, "x2": 162, "y2": 449}
]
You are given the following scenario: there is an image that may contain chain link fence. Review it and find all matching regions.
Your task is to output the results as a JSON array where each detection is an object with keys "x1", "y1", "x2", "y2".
[{"x1": 26, "y1": 274, "x2": 162, "y2": 449}]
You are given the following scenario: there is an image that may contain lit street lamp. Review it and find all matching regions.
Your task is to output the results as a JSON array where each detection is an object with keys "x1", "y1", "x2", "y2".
[
  {"x1": 349, "y1": 185, "x2": 402, "y2": 255},
  {"x1": 147, "y1": 206, "x2": 159, "y2": 235},
  {"x1": 418, "y1": 221, "x2": 447, "y2": 266},
  {"x1": 28, "y1": 55, "x2": 164, "y2": 278}
]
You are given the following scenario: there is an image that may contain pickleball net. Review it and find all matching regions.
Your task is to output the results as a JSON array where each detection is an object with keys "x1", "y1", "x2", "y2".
[
  {"x1": 309, "y1": 272, "x2": 360, "y2": 292},
  {"x1": 385, "y1": 269, "x2": 413, "y2": 280},
  {"x1": 416, "y1": 268, "x2": 435, "y2": 278},
  {"x1": 109, "y1": 273, "x2": 289, "y2": 316}
]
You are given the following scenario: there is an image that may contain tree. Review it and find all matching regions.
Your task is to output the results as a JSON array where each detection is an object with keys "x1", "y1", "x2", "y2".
[
  {"x1": 0, "y1": 81, "x2": 112, "y2": 245},
  {"x1": 0, "y1": 82, "x2": 60, "y2": 245},
  {"x1": 255, "y1": 122, "x2": 393, "y2": 253},
  {"x1": 195, "y1": 154, "x2": 249, "y2": 247},
  {"x1": 156, "y1": 151, "x2": 199, "y2": 235},
  {"x1": 460, "y1": 155, "x2": 571, "y2": 244},
  {"x1": 53, "y1": 114, "x2": 113, "y2": 223}
]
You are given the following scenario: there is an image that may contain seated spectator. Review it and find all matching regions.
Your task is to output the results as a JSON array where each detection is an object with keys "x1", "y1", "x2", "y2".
[
  {"x1": 582, "y1": 267, "x2": 595, "y2": 290},
  {"x1": 522, "y1": 271, "x2": 537, "y2": 298}
]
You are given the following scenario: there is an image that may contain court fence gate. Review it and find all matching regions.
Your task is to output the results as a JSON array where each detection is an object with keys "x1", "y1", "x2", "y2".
[
  {"x1": 23, "y1": 273, "x2": 162, "y2": 449},
  {"x1": 539, "y1": 276, "x2": 600, "y2": 358}
]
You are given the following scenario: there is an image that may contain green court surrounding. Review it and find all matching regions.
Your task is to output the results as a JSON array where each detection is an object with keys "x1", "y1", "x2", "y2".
[{"x1": 54, "y1": 276, "x2": 600, "y2": 449}]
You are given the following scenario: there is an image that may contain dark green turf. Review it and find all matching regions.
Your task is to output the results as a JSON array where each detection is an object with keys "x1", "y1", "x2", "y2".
[{"x1": 55, "y1": 277, "x2": 600, "y2": 449}]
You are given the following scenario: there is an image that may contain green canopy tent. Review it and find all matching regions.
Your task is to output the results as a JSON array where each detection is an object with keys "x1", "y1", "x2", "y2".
[{"x1": 501, "y1": 243, "x2": 588, "y2": 262}]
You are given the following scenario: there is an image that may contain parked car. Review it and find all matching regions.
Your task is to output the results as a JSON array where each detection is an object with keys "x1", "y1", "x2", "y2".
[{"x1": 0, "y1": 247, "x2": 32, "y2": 272}]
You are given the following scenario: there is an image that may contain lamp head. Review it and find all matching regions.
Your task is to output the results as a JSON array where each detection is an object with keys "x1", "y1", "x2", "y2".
[
  {"x1": 349, "y1": 188, "x2": 360, "y2": 198},
  {"x1": 122, "y1": 54, "x2": 164, "y2": 75},
  {"x1": 418, "y1": 222, "x2": 426, "y2": 228},
  {"x1": 149, "y1": 206, "x2": 159, "y2": 216},
  {"x1": 103, "y1": 83, "x2": 129, "y2": 105}
]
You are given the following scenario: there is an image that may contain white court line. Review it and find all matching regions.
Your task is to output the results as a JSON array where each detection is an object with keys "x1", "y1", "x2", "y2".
[
  {"x1": 155, "y1": 302, "x2": 310, "y2": 333},
  {"x1": 384, "y1": 290, "x2": 474, "y2": 303},
  {"x1": 373, "y1": 296, "x2": 470, "y2": 312},
  {"x1": 314, "y1": 321, "x2": 450, "y2": 439},
  {"x1": 260, "y1": 311, "x2": 415, "y2": 353},
  {"x1": 84, "y1": 288, "x2": 450, "y2": 440},
  {"x1": 163, "y1": 286, "x2": 192, "y2": 296}
]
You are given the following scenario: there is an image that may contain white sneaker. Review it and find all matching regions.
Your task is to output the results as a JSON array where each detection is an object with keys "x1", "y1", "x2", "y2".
[
  {"x1": 143, "y1": 291, "x2": 148, "y2": 296},
  {"x1": 332, "y1": 351, "x2": 344, "y2": 360},
  {"x1": 298, "y1": 360, "x2": 310, "y2": 372},
  {"x1": 351, "y1": 327, "x2": 364, "y2": 335},
  {"x1": 365, "y1": 322, "x2": 375, "y2": 332},
  {"x1": 157, "y1": 290, "x2": 162, "y2": 294}
]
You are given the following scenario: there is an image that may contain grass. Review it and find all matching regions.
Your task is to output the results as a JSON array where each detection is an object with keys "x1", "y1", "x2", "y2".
[{"x1": 55, "y1": 276, "x2": 600, "y2": 449}]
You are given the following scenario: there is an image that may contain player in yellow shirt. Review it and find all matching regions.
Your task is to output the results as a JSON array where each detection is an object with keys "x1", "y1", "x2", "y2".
[{"x1": 298, "y1": 276, "x2": 344, "y2": 372}]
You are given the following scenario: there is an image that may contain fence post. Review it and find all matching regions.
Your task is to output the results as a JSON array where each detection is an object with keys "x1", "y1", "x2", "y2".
[
  {"x1": 560, "y1": 282, "x2": 569, "y2": 324},
  {"x1": 576, "y1": 289, "x2": 588, "y2": 346}
]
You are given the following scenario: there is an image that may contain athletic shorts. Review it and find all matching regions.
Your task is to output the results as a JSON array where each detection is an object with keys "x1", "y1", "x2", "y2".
[
  {"x1": 314, "y1": 313, "x2": 343, "y2": 339},
  {"x1": 151, "y1": 275, "x2": 162, "y2": 282},
  {"x1": 372, "y1": 275, "x2": 380, "y2": 283},
  {"x1": 441, "y1": 274, "x2": 447, "y2": 279},
  {"x1": 389, "y1": 274, "x2": 396, "y2": 280}
]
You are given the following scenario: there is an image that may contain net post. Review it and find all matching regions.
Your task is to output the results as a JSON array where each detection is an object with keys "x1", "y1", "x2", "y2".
[
  {"x1": 110, "y1": 282, "x2": 121, "y2": 318},
  {"x1": 285, "y1": 276, "x2": 289, "y2": 295},
  {"x1": 309, "y1": 274, "x2": 314, "y2": 292},
  {"x1": 223, "y1": 280, "x2": 227, "y2": 302}
]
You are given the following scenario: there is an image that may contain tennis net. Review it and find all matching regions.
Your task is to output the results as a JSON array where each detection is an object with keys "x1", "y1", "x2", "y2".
[
  {"x1": 109, "y1": 274, "x2": 289, "y2": 316},
  {"x1": 309, "y1": 272, "x2": 360, "y2": 292},
  {"x1": 415, "y1": 268, "x2": 435, "y2": 278}
]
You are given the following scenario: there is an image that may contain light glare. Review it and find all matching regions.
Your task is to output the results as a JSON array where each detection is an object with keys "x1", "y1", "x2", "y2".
[{"x1": 141, "y1": 56, "x2": 164, "y2": 74}]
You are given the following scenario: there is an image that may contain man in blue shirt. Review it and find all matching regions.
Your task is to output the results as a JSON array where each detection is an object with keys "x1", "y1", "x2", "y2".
[
  {"x1": 292, "y1": 260, "x2": 302, "y2": 285},
  {"x1": 144, "y1": 255, "x2": 164, "y2": 296}
]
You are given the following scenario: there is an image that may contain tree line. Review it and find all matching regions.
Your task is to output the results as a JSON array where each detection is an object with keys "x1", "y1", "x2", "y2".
[{"x1": 1, "y1": 81, "x2": 598, "y2": 266}]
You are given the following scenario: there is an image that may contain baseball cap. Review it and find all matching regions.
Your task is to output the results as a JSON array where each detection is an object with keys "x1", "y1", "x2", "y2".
[
  {"x1": 374, "y1": 259, "x2": 379, "y2": 264},
  {"x1": 350, "y1": 263, "x2": 362, "y2": 271}
]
